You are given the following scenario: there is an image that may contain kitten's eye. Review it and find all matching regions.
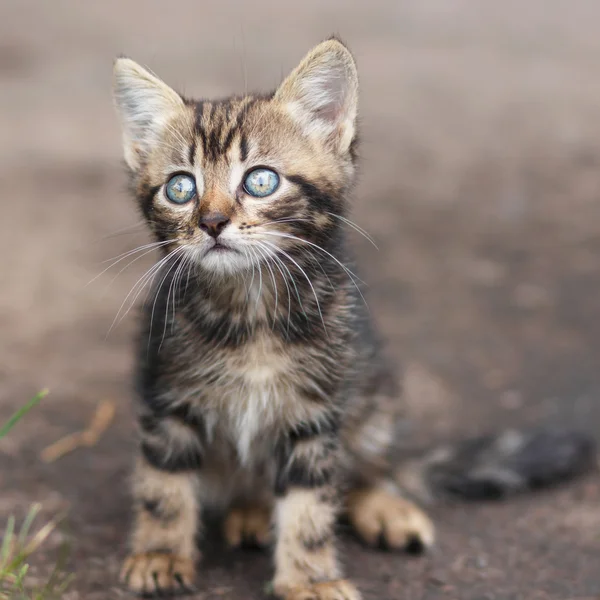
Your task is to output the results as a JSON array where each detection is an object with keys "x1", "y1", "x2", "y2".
[
  {"x1": 243, "y1": 168, "x2": 280, "y2": 198},
  {"x1": 165, "y1": 174, "x2": 196, "y2": 204}
]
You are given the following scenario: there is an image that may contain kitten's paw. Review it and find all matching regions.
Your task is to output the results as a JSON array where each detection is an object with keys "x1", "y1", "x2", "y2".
[
  {"x1": 347, "y1": 486, "x2": 435, "y2": 552},
  {"x1": 224, "y1": 504, "x2": 272, "y2": 548},
  {"x1": 275, "y1": 579, "x2": 361, "y2": 600},
  {"x1": 120, "y1": 552, "x2": 196, "y2": 596}
]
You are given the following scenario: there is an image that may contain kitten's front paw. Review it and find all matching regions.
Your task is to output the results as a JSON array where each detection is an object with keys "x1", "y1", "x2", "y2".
[
  {"x1": 120, "y1": 552, "x2": 196, "y2": 596},
  {"x1": 347, "y1": 487, "x2": 435, "y2": 553},
  {"x1": 275, "y1": 580, "x2": 361, "y2": 600},
  {"x1": 224, "y1": 504, "x2": 272, "y2": 548}
]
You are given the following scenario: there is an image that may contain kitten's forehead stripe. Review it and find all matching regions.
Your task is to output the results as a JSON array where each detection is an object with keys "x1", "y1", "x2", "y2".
[
  {"x1": 188, "y1": 139, "x2": 196, "y2": 166},
  {"x1": 189, "y1": 97, "x2": 262, "y2": 165},
  {"x1": 239, "y1": 133, "x2": 249, "y2": 163}
]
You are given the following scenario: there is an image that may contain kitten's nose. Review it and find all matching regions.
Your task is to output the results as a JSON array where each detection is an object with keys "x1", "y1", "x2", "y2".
[{"x1": 199, "y1": 213, "x2": 230, "y2": 239}]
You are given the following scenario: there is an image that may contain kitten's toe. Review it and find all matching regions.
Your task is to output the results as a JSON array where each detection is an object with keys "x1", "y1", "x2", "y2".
[
  {"x1": 347, "y1": 486, "x2": 435, "y2": 552},
  {"x1": 224, "y1": 504, "x2": 272, "y2": 549},
  {"x1": 120, "y1": 552, "x2": 196, "y2": 596},
  {"x1": 276, "y1": 579, "x2": 361, "y2": 600}
]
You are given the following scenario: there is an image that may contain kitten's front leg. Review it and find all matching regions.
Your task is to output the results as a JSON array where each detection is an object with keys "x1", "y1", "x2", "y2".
[
  {"x1": 273, "y1": 424, "x2": 361, "y2": 600},
  {"x1": 120, "y1": 417, "x2": 204, "y2": 595}
]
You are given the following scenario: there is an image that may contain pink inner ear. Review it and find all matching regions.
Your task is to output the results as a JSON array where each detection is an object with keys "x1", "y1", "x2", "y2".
[
  {"x1": 304, "y1": 65, "x2": 349, "y2": 124},
  {"x1": 316, "y1": 79, "x2": 346, "y2": 122}
]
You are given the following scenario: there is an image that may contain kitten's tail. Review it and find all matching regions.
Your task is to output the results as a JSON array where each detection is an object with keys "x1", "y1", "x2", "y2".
[{"x1": 394, "y1": 428, "x2": 597, "y2": 504}]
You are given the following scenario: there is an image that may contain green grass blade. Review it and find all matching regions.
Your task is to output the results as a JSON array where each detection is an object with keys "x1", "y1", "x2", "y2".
[
  {"x1": 1, "y1": 517, "x2": 15, "y2": 565},
  {"x1": 14, "y1": 563, "x2": 28, "y2": 587},
  {"x1": 17, "y1": 505, "x2": 41, "y2": 548},
  {"x1": 0, "y1": 390, "x2": 49, "y2": 439}
]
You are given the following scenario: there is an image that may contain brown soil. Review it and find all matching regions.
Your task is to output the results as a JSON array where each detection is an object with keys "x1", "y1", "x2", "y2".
[{"x1": 1, "y1": 1, "x2": 599, "y2": 598}]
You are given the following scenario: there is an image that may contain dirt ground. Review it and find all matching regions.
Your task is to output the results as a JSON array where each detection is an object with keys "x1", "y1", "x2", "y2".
[{"x1": 1, "y1": 1, "x2": 600, "y2": 598}]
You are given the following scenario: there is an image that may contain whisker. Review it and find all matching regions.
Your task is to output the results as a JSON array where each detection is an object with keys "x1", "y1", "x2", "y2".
[
  {"x1": 304, "y1": 248, "x2": 336, "y2": 292},
  {"x1": 100, "y1": 243, "x2": 173, "y2": 295},
  {"x1": 246, "y1": 242, "x2": 257, "y2": 302},
  {"x1": 100, "y1": 240, "x2": 170, "y2": 266},
  {"x1": 254, "y1": 241, "x2": 292, "y2": 333},
  {"x1": 260, "y1": 240, "x2": 327, "y2": 337},
  {"x1": 88, "y1": 240, "x2": 171, "y2": 287},
  {"x1": 260, "y1": 231, "x2": 369, "y2": 311},
  {"x1": 124, "y1": 254, "x2": 175, "y2": 322},
  {"x1": 184, "y1": 249, "x2": 196, "y2": 296},
  {"x1": 93, "y1": 220, "x2": 147, "y2": 242},
  {"x1": 258, "y1": 242, "x2": 305, "y2": 320},
  {"x1": 253, "y1": 243, "x2": 279, "y2": 326},
  {"x1": 173, "y1": 251, "x2": 190, "y2": 320},
  {"x1": 259, "y1": 215, "x2": 378, "y2": 250},
  {"x1": 254, "y1": 246, "x2": 264, "y2": 313},
  {"x1": 160, "y1": 249, "x2": 188, "y2": 351},
  {"x1": 326, "y1": 212, "x2": 378, "y2": 249},
  {"x1": 149, "y1": 246, "x2": 188, "y2": 352},
  {"x1": 168, "y1": 248, "x2": 191, "y2": 334},
  {"x1": 179, "y1": 251, "x2": 196, "y2": 312},
  {"x1": 258, "y1": 217, "x2": 312, "y2": 228},
  {"x1": 239, "y1": 246, "x2": 253, "y2": 299},
  {"x1": 260, "y1": 231, "x2": 365, "y2": 283},
  {"x1": 106, "y1": 247, "x2": 179, "y2": 337}
]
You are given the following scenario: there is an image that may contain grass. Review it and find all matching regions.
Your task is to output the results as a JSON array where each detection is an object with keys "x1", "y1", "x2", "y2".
[{"x1": 0, "y1": 391, "x2": 73, "y2": 600}]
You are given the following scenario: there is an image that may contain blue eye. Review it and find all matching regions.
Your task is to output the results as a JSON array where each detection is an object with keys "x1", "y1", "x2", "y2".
[
  {"x1": 165, "y1": 174, "x2": 196, "y2": 204},
  {"x1": 243, "y1": 168, "x2": 280, "y2": 198}
]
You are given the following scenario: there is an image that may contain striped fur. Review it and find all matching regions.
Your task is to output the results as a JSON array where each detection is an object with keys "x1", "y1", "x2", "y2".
[{"x1": 112, "y1": 38, "x2": 596, "y2": 599}]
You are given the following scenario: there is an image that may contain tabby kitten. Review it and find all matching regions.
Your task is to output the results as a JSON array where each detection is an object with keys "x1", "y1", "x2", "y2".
[{"x1": 112, "y1": 39, "x2": 595, "y2": 599}]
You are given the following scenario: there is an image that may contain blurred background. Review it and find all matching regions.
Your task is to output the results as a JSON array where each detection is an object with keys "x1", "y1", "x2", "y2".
[{"x1": 1, "y1": 1, "x2": 599, "y2": 598}]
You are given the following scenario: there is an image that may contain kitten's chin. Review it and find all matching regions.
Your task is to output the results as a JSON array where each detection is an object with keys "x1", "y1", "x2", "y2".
[{"x1": 198, "y1": 247, "x2": 251, "y2": 276}]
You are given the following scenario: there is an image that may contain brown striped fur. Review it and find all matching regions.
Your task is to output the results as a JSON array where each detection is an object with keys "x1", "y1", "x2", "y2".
[{"x1": 112, "y1": 38, "x2": 596, "y2": 599}]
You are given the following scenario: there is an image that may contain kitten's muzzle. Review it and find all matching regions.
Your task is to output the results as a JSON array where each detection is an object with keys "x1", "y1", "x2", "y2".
[{"x1": 199, "y1": 213, "x2": 230, "y2": 239}]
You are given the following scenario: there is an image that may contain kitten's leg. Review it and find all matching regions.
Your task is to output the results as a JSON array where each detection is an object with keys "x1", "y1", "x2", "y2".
[
  {"x1": 120, "y1": 417, "x2": 204, "y2": 595},
  {"x1": 343, "y1": 392, "x2": 435, "y2": 552},
  {"x1": 273, "y1": 427, "x2": 361, "y2": 600},
  {"x1": 346, "y1": 481, "x2": 434, "y2": 552},
  {"x1": 224, "y1": 500, "x2": 273, "y2": 549}
]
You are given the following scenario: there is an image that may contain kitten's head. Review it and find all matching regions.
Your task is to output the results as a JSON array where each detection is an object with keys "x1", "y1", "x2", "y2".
[{"x1": 113, "y1": 38, "x2": 359, "y2": 276}]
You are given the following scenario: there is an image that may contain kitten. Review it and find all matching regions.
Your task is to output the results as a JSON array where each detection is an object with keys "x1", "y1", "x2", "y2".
[{"x1": 112, "y1": 38, "x2": 596, "y2": 599}]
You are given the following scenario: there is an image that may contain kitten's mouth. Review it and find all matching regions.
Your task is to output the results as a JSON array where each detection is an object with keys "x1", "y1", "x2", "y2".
[{"x1": 205, "y1": 241, "x2": 237, "y2": 255}]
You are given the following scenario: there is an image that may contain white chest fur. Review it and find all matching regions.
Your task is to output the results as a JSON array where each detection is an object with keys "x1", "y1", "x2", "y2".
[{"x1": 203, "y1": 334, "x2": 307, "y2": 465}]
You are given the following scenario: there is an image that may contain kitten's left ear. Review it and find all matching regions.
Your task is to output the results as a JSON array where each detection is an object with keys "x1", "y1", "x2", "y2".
[
  {"x1": 113, "y1": 58, "x2": 185, "y2": 171},
  {"x1": 274, "y1": 38, "x2": 358, "y2": 154}
]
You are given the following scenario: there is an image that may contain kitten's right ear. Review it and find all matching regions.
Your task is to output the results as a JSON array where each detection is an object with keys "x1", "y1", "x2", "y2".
[
  {"x1": 274, "y1": 38, "x2": 358, "y2": 154},
  {"x1": 112, "y1": 58, "x2": 184, "y2": 171}
]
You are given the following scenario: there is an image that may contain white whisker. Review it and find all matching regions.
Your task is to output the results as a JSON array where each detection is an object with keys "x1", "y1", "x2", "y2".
[
  {"x1": 260, "y1": 230, "x2": 369, "y2": 311},
  {"x1": 160, "y1": 248, "x2": 188, "y2": 351},
  {"x1": 94, "y1": 220, "x2": 147, "y2": 242},
  {"x1": 87, "y1": 240, "x2": 171, "y2": 286},
  {"x1": 106, "y1": 247, "x2": 180, "y2": 337},
  {"x1": 326, "y1": 212, "x2": 378, "y2": 249},
  {"x1": 260, "y1": 240, "x2": 327, "y2": 336},
  {"x1": 253, "y1": 241, "x2": 293, "y2": 333},
  {"x1": 261, "y1": 243, "x2": 305, "y2": 319},
  {"x1": 149, "y1": 246, "x2": 188, "y2": 352},
  {"x1": 253, "y1": 242, "x2": 279, "y2": 325}
]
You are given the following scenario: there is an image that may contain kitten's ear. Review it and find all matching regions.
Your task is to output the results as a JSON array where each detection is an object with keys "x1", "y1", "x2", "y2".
[
  {"x1": 274, "y1": 38, "x2": 358, "y2": 153},
  {"x1": 112, "y1": 58, "x2": 184, "y2": 171}
]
